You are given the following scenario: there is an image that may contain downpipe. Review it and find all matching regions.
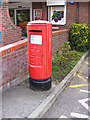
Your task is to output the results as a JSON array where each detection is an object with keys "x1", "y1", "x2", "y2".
[{"x1": 76, "y1": 2, "x2": 79, "y2": 24}]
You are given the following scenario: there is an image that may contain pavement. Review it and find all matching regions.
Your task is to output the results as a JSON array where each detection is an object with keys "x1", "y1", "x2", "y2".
[
  {"x1": 1, "y1": 51, "x2": 88, "y2": 119},
  {"x1": 2, "y1": 86, "x2": 50, "y2": 118}
]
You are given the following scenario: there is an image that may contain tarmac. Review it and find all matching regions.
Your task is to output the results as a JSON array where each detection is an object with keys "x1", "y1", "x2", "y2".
[
  {"x1": 43, "y1": 54, "x2": 89, "y2": 118},
  {"x1": 1, "y1": 51, "x2": 88, "y2": 119}
]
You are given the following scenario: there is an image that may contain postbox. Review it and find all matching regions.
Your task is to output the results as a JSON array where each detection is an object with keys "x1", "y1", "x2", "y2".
[{"x1": 27, "y1": 20, "x2": 52, "y2": 91}]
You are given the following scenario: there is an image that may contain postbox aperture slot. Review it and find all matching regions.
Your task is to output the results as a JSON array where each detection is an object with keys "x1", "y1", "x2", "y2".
[
  {"x1": 30, "y1": 35, "x2": 42, "y2": 45},
  {"x1": 30, "y1": 30, "x2": 42, "y2": 33}
]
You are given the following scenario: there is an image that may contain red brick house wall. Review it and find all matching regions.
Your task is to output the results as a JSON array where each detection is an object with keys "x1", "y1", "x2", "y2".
[
  {"x1": 79, "y1": 2, "x2": 88, "y2": 25},
  {"x1": 42, "y1": 2, "x2": 48, "y2": 21},
  {"x1": 0, "y1": 0, "x2": 21, "y2": 47},
  {"x1": 88, "y1": 2, "x2": 90, "y2": 26},
  {"x1": 32, "y1": 2, "x2": 42, "y2": 21},
  {"x1": 32, "y1": 2, "x2": 89, "y2": 30},
  {"x1": 32, "y1": 2, "x2": 48, "y2": 21},
  {"x1": 65, "y1": 2, "x2": 77, "y2": 28},
  {"x1": 53, "y1": 2, "x2": 89, "y2": 30},
  {"x1": 0, "y1": 1, "x2": 88, "y2": 47}
]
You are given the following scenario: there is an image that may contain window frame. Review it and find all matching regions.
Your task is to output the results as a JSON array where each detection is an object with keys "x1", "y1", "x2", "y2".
[
  {"x1": 33, "y1": 9, "x2": 42, "y2": 21},
  {"x1": 48, "y1": 5, "x2": 66, "y2": 25}
]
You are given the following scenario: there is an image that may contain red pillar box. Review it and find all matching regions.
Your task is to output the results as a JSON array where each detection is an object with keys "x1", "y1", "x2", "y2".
[{"x1": 27, "y1": 20, "x2": 52, "y2": 91}]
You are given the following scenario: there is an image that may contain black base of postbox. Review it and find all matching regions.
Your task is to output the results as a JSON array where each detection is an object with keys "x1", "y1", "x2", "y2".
[{"x1": 29, "y1": 77, "x2": 51, "y2": 91}]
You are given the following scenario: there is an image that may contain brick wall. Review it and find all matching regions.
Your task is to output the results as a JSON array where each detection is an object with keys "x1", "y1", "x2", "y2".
[
  {"x1": 32, "y1": 2, "x2": 48, "y2": 21},
  {"x1": 79, "y1": 2, "x2": 88, "y2": 25},
  {"x1": 32, "y1": 2, "x2": 42, "y2": 21},
  {"x1": 33, "y1": 2, "x2": 89, "y2": 30},
  {"x1": 0, "y1": 39, "x2": 28, "y2": 92},
  {"x1": 53, "y1": 2, "x2": 89, "y2": 30},
  {"x1": 0, "y1": 0, "x2": 21, "y2": 47},
  {"x1": 42, "y1": 2, "x2": 48, "y2": 21},
  {"x1": 52, "y1": 29, "x2": 69, "y2": 54},
  {"x1": 0, "y1": 1, "x2": 88, "y2": 47},
  {"x1": 0, "y1": 0, "x2": 2, "y2": 47},
  {"x1": 88, "y1": 2, "x2": 90, "y2": 26},
  {"x1": 0, "y1": 29, "x2": 69, "y2": 92}
]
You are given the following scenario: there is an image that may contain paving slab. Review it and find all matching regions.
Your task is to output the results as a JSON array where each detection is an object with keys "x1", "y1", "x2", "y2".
[{"x1": 2, "y1": 86, "x2": 50, "y2": 118}]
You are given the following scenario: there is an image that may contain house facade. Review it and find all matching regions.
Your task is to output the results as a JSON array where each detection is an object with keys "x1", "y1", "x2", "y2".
[
  {"x1": 8, "y1": 1, "x2": 89, "y2": 30},
  {"x1": 0, "y1": 0, "x2": 89, "y2": 47}
]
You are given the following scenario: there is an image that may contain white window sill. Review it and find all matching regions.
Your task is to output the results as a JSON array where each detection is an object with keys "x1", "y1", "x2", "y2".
[{"x1": 52, "y1": 22, "x2": 66, "y2": 25}]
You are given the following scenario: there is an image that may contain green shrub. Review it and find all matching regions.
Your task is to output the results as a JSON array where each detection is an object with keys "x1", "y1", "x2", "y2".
[
  {"x1": 21, "y1": 28, "x2": 27, "y2": 37},
  {"x1": 69, "y1": 23, "x2": 89, "y2": 52},
  {"x1": 52, "y1": 42, "x2": 84, "y2": 82}
]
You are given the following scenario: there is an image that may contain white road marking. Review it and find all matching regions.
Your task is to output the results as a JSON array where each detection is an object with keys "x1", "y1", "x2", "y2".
[
  {"x1": 71, "y1": 112, "x2": 89, "y2": 118},
  {"x1": 80, "y1": 89, "x2": 90, "y2": 93},
  {"x1": 59, "y1": 115, "x2": 68, "y2": 118},
  {"x1": 78, "y1": 98, "x2": 90, "y2": 112}
]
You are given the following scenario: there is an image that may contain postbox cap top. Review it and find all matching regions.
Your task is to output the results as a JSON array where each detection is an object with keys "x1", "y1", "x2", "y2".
[{"x1": 27, "y1": 20, "x2": 52, "y2": 25}]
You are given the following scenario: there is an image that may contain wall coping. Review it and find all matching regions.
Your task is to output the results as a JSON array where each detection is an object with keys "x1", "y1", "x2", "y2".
[
  {"x1": 0, "y1": 39, "x2": 28, "y2": 57},
  {"x1": 0, "y1": 29, "x2": 69, "y2": 57},
  {"x1": 52, "y1": 29, "x2": 69, "y2": 35}
]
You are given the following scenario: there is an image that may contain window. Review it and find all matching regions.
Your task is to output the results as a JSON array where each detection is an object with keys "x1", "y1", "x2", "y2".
[
  {"x1": 9, "y1": 9, "x2": 15, "y2": 24},
  {"x1": 33, "y1": 9, "x2": 42, "y2": 20},
  {"x1": 47, "y1": 1, "x2": 66, "y2": 25},
  {"x1": 16, "y1": 9, "x2": 30, "y2": 26}
]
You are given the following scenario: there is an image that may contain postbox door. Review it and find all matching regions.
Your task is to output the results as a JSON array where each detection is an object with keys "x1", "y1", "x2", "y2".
[{"x1": 28, "y1": 26, "x2": 47, "y2": 80}]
